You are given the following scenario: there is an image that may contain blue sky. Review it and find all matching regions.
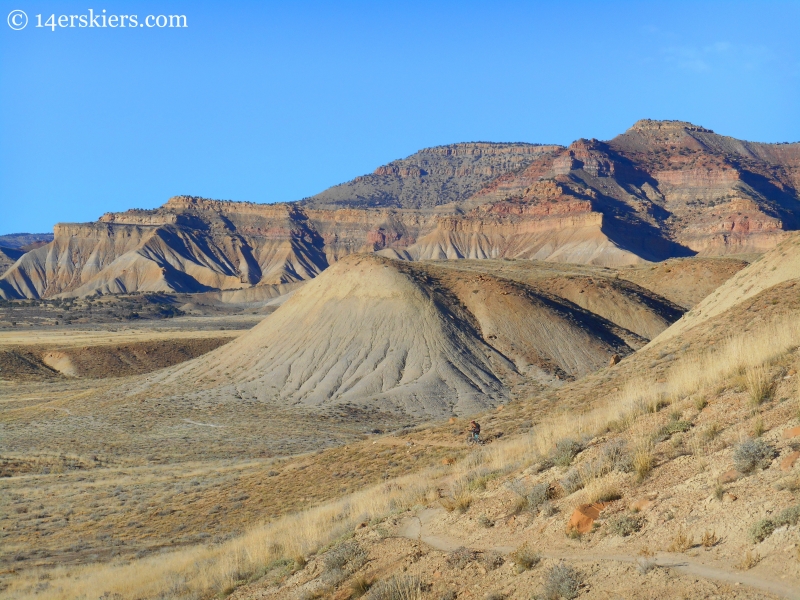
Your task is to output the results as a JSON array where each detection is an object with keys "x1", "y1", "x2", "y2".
[{"x1": 1, "y1": 1, "x2": 799, "y2": 234}]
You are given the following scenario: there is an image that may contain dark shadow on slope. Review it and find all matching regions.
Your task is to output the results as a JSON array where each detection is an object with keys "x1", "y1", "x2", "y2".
[
  {"x1": 601, "y1": 214, "x2": 697, "y2": 261},
  {"x1": 736, "y1": 168, "x2": 800, "y2": 230}
]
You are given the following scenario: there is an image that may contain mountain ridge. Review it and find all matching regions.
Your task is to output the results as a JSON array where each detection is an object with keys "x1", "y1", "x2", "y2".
[{"x1": 2, "y1": 120, "x2": 798, "y2": 299}]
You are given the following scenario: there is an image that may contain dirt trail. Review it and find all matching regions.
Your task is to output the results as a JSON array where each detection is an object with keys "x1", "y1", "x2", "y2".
[{"x1": 399, "y1": 508, "x2": 799, "y2": 600}]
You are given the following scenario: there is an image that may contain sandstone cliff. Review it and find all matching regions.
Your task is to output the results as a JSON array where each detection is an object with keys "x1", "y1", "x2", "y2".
[{"x1": 1, "y1": 122, "x2": 797, "y2": 298}]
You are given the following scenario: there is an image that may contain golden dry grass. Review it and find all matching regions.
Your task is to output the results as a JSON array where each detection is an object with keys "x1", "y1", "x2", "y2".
[{"x1": 5, "y1": 312, "x2": 800, "y2": 600}]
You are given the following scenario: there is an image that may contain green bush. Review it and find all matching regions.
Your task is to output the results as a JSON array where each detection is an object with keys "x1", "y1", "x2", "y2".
[
  {"x1": 775, "y1": 504, "x2": 800, "y2": 527},
  {"x1": 749, "y1": 519, "x2": 775, "y2": 543},
  {"x1": 559, "y1": 469, "x2": 584, "y2": 495},
  {"x1": 552, "y1": 439, "x2": 582, "y2": 467},
  {"x1": 607, "y1": 513, "x2": 645, "y2": 537}
]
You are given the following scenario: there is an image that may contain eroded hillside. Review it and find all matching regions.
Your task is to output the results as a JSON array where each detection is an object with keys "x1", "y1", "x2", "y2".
[{"x1": 1, "y1": 121, "x2": 797, "y2": 300}]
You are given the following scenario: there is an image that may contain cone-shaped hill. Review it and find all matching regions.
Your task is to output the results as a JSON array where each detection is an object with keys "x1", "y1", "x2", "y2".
[{"x1": 148, "y1": 255, "x2": 672, "y2": 418}]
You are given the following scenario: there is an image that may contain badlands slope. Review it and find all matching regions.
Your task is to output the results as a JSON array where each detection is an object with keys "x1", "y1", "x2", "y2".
[
  {"x1": 653, "y1": 232, "x2": 800, "y2": 343},
  {"x1": 148, "y1": 254, "x2": 682, "y2": 420}
]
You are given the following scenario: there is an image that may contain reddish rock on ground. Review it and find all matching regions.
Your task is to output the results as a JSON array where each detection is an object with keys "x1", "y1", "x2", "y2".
[
  {"x1": 718, "y1": 469, "x2": 740, "y2": 484},
  {"x1": 780, "y1": 451, "x2": 800, "y2": 471},
  {"x1": 566, "y1": 502, "x2": 609, "y2": 534},
  {"x1": 783, "y1": 426, "x2": 800, "y2": 439}
]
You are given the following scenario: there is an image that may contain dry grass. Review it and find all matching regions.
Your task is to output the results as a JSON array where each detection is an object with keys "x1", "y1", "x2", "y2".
[
  {"x1": 668, "y1": 529, "x2": 694, "y2": 553},
  {"x1": 736, "y1": 550, "x2": 761, "y2": 570},
  {"x1": 2, "y1": 473, "x2": 437, "y2": 600},
  {"x1": 632, "y1": 442, "x2": 654, "y2": 482},
  {"x1": 580, "y1": 475, "x2": 622, "y2": 504},
  {"x1": 745, "y1": 365, "x2": 774, "y2": 406},
  {"x1": 700, "y1": 530, "x2": 718, "y2": 549},
  {"x1": 523, "y1": 316, "x2": 800, "y2": 461},
  {"x1": 5, "y1": 313, "x2": 800, "y2": 600}
]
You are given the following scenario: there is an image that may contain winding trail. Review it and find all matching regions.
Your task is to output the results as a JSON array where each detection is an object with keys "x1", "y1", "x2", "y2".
[{"x1": 399, "y1": 508, "x2": 799, "y2": 600}]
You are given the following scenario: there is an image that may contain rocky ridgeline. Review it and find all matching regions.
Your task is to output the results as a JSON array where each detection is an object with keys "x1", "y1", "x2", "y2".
[{"x1": 1, "y1": 121, "x2": 799, "y2": 299}]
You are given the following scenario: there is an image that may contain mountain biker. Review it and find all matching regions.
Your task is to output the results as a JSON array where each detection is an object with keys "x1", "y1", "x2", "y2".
[{"x1": 468, "y1": 420, "x2": 481, "y2": 443}]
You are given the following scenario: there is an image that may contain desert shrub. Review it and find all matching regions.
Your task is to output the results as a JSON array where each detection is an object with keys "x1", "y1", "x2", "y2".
[
  {"x1": 655, "y1": 419, "x2": 692, "y2": 441},
  {"x1": 775, "y1": 477, "x2": 800, "y2": 492},
  {"x1": 480, "y1": 550, "x2": 504, "y2": 571},
  {"x1": 439, "y1": 592, "x2": 457, "y2": 600},
  {"x1": 366, "y1": 575, "x2": 424, "y2": 600},
  {"x1": 510, "y1": 543, "x2": 540, "y2": 572},
  {"x1": 507, "y1": 480, "x2": 551, "y2": 515},
  {"x1": 775, "y1": 504, "x2": 800, "y2": 527},
  {"x1": 560, "y1": 469, "x2": 584, "y2": 495},
  {"x1": 324, "y1": 541, "x2": 367, "y2": 573},
  {"x1": 749, "y1": 519, "x2": 775, "y2": 543},
  {"x1": 542, "y1": 562, "x2": 582, "y2": 600},
  {"x1": 539, "y1": 501, "x2": 557, "y2": 517},
  {"x1": 714, "y1": 484, "x2": 725, "y2": 501},
  {"x1": 552, "y1": 438, "x2": 582, "y2": 467},
  {"x1": 527, "y1": 482, "x2": 551, "y2": 512},
  {"x1": 600, "y1": 439, "x2": 632, "y2": 473},
  {"x1": 733, "y1": 439, "x2": 775, "y2": 473},
  {"x1": 446, "y1": 547, "x2": 477, "y2": 569},
  {"x1": 607, "y1": 513, "x2": 645, "y2": 537}
]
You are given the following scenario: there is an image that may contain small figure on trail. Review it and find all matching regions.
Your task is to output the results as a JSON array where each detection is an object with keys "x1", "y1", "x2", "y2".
[{"x1": 467, "y1": 420, "x2": 481, "y2": 445}]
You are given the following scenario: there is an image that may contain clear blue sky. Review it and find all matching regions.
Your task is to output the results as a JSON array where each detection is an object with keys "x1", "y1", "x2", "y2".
[{"x1": 1, "y1": 1, "x2": 798, "y2": 234}]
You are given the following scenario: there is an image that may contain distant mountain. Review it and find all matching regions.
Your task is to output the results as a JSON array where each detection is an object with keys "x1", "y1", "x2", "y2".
[
  {"x1": 0, "y1": 233, "x2": 54, "y2": 250},
  {"x1": 302, "y1": 142, "x2": 563, "y2": 209},
  {"x1": 1, "y1": 121, "x2": 798, "y2": 299}
]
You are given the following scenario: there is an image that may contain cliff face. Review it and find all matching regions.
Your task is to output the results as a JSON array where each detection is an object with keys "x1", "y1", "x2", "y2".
[
  {"x1": 1, "y1": 122, "x2": 798, "y2": 298},
  {"x1": 0, "y1": 201, "x2": 330, "y2": 299},
  {"x1": 463, "y1": 121, "x2": 800, "y2": 258}
]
